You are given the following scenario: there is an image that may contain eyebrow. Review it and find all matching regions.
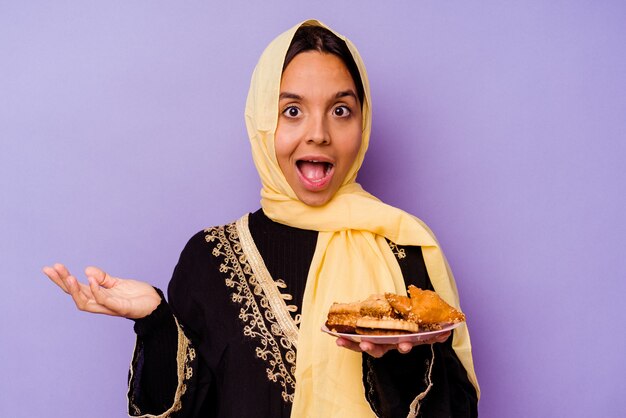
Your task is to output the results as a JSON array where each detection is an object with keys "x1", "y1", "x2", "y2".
[
  {"x1": 278, "y1": 90, "x2": 358, "y2": 101},
  {"x1": 279, "y1": 92, "x2": 302, "y2": 100},
  {"x1": 335, "y1": 90, "x2": 358, "y2": 101}
]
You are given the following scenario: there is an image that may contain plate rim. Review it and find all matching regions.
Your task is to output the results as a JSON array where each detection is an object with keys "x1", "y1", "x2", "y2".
[{"x1": 321, "y1": 321, "x2": 462, "y2": 343}]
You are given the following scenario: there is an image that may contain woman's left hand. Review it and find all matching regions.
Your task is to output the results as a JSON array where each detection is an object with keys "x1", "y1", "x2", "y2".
[{"x1": 335, "y1": 331, "x2": 451, "y2": 358}]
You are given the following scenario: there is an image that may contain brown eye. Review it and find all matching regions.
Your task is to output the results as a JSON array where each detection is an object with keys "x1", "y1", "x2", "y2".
[
  {"x1": 333, "y1": 106, "x2": 350, "y2": 117},
  {"x1": 283, "y1": 106, "x2": 301, "y2": 118}
]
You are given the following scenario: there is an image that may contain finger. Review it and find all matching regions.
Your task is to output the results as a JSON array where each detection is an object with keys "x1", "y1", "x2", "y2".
[
  {"x1": 359, "y1": 341, "x2": 392, "y2": 358},
  {"x1": 63, "y1": 275, "x2": 112, "y2": 315},
  {"x1": 359, "y1": 341, "x2": 375, "y2": 352},
  {"x1": 336, "y1": 337, "x2": 363, "y2": 353},
  {"x1": 48, "y1": 273, "x2": 112, "y2": 316},
  {"x1": 88, "y1": 276, "x2": 108, "y2": 305},
  {"x1": 429, "y1": 331, "x2": 451, "y2": 344},
  {"x1": 64, "y1": 275, "x2": 91, "y2": 308},
  {"x1": 397, "y1": 342, "x2": 414, "y2": 354},
  {"x1": 422, "y1": 331, "x2": 451, "y2": 345},
  {"x1": 87, "y1": 277, "x2": 123, "y2": 316},
  {"x1": 53, "y1": 263, "x2": 72, "y2": 280},
  {"x1": 42, "y1": 266, "x2": 69, "y2": 294},
  {"x1": 85, "y1": 266, "x2": 117, "y2": 289}
]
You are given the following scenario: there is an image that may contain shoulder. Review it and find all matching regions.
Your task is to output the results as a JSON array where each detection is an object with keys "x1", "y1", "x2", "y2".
[
  {"x1": 167, "y1": 220, "x2": 240, "y2": 299},
  {"x1": 178, "y1": 219, "x2": 241, "y2": 259},
  {"x1": 181, "y1": 228, "x2": 213, "y2": 254}
]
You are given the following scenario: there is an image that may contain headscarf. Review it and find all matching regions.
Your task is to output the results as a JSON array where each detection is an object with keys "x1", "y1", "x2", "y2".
[{"x1": 245, "y1": 19, "x2": 479, "y2": 417}]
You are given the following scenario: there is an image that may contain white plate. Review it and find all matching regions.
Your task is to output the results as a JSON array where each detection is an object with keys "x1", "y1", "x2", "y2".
[{"x1": 321, "y1": 322, "x2": 463, "y2": 345}]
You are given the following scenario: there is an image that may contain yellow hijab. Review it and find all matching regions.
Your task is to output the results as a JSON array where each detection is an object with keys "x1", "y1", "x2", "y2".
[{"x1": 245, "y1": 19, "x2": 479, "y2": 417}]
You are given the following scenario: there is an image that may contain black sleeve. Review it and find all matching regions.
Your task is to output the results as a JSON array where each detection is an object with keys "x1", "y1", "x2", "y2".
[
  {"x1": 166, "y1": 230, "x2": 218, "y2": 417},
  {"x1": 363, "y1": 244, "x2": 478, "y2": 418},
  {"x1": 128, "y1": 289, "x2": 182, "y2": 416},
  {"x1": 127, "y1": 231, "x2": 210, "y2": 417}
]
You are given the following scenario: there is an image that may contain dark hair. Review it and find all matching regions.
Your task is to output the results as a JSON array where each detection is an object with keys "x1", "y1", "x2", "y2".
[{"x1": 283, "y1": 25, "x2": 365, "y2": 106}]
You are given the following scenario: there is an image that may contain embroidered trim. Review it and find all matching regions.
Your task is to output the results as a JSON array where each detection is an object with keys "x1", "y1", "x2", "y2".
[
  {"x1": 206, "y1": 216, "x2": 297, "y2": 402},
  {"x1": 406, "y1": 344, "x2": 435, "y2": 418},
  {"x1": 236, "y1": 215, "x2": 300, "y2": 348},
  {"x1": 127, "y1": 317, "x2": 195, "y2": 418},
  {"x1": 388, "y1": 241, "x2": 407, "y2": 260}
]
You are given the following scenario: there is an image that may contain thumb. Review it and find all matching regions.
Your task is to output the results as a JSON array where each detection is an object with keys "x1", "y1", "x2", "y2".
[{"x1": 85, "y1": 266, "x2": 117, "y2": 289}]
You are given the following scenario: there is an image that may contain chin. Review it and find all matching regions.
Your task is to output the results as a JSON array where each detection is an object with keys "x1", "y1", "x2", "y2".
[{"x1": 297, "y1": 192, "x2": 333, "y2": 207}]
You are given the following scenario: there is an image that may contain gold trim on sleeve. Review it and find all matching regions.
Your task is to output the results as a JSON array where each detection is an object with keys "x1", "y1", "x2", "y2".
[{"x1": 127, "y1": 317, "x2": 194, "y2": 418}]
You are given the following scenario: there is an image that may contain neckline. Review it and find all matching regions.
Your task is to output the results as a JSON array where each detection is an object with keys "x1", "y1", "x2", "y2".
[{"x1": 250, "y1": 208, "x2": 319, "y2": 236}]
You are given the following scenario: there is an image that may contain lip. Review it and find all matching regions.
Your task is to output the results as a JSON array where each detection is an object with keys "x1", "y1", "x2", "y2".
[{"x1": 295, "y1": 156, "x2": 335, "y2": 191}]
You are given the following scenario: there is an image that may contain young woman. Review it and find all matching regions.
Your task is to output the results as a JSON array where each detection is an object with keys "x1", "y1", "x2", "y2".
[{"x1": 43, "y1": 20, "x2": 479, "y2": 417}]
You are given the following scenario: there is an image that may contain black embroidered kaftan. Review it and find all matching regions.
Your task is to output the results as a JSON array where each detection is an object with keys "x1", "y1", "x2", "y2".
[{"x1": 127, "y1": 209, "x2": 477, "y2": 418}]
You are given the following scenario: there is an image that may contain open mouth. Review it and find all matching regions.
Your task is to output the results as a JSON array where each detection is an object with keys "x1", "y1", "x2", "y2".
[{"x1": 296, "y1": 160, "x2": 334, "y2": 184}]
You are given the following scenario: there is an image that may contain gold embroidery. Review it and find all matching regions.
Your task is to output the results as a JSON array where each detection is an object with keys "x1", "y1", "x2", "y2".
[
  {"x1": 206, "y1": 216, "x2": 298, "y2": 402},
  {"x1": 127, "y1": 317, "x2": 194, "y2": 418},
  {"x1": 185, "y1": 347, "x2": 196, "y2": 380},
  {"x1": 236, "y1": 215, "x2": 299, "y2": 348},
  {"x1": 388, "y1": 241, "x2": 407, "y2": 260}
]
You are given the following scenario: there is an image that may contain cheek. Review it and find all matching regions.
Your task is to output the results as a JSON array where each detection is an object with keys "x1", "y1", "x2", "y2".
[
  {"x1": 274, "y1": 127, "x2": 299, "y2": 178},
  {"x1": 274, "y1": 126, "x2": 290, "y2": 162},
  {"x1": 338, "y1": 129, "x2": 363, "y2": 182},
  {"x1": 345, "y1": 129, "x2": 363, "y2": 164},
  {"x1": 274, "y1": 121, "x2": 301, "y2": 149}
]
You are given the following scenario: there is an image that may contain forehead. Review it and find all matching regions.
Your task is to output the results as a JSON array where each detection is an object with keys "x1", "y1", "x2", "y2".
[{"x1": 280, "y1": 51, "x2": 356, "y2": 94}]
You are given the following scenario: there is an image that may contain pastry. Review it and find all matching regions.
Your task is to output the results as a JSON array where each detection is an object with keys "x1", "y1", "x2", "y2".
[
  {"x1": 325, "y1": 285, "x2": 465, "y2": 335},
  {"x1": 405, "y1": 285, "x2": 465, "y2": 330}
]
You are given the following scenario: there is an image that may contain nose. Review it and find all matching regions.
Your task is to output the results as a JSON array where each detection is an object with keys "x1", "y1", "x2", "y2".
[{"x1": 305, "y1": 113, "x2": 330, "y2": 145}]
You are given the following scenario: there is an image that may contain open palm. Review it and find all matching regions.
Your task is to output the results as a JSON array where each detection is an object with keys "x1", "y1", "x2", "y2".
[{"x1": 42, "y1": 263, "x2": 161, "y2": 319}]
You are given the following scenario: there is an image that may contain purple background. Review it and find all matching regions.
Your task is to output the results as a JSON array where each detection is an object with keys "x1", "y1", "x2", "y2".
[{"x1": 2, "y1": 1, "x2": 625, "y2": 417}]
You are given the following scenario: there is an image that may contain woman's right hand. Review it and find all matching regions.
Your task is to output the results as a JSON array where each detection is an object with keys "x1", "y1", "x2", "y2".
[{"x1": 42, "y1": 263, "x2": 162, "y2": 319}]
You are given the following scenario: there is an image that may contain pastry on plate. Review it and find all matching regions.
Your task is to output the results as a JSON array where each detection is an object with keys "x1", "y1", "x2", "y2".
[{"x1": 325, "y1": 285, "x2": 465, "y2": 335}]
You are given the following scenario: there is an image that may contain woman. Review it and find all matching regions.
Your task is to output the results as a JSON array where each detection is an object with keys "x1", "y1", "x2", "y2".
[{"x1": 43, "y1": 20, "x2": 479, "y2": 417}]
